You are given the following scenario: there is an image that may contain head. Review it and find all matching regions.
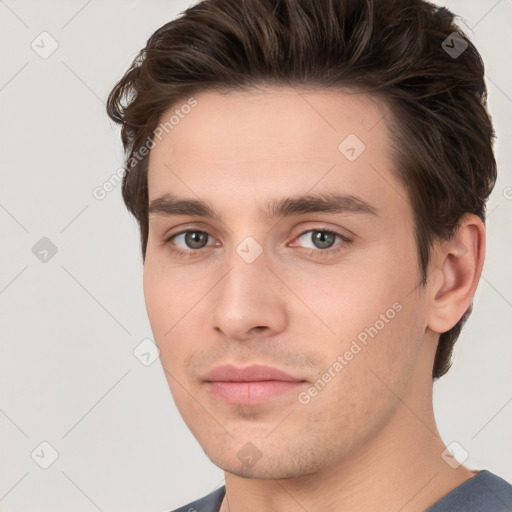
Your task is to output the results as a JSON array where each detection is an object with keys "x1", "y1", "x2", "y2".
[{"x1": 107, "y1": 0, "x2": 496, "y2": 478}]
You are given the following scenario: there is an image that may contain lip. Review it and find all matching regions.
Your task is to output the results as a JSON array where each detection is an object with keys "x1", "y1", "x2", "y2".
[
  {"x1": 202, "y1": 364, "x2": 304, "y2": 383},
  {"x1": 202, "y1": 364, "x2": 306, "y2": 405}
]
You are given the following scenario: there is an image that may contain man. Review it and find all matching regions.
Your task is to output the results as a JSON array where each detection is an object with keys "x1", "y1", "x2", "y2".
[{"x1": 106, "y1": 0, "x2": 512, "y2": 510}]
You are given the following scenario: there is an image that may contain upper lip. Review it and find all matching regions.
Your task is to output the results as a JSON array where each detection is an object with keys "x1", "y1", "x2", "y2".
[{"x1": 203, "y1": 364, "x2": 305, "y2": 382}]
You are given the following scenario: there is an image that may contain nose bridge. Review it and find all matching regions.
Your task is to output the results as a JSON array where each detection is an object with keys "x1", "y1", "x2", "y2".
[{"x1": 212, "y1": 238, "x2": 287, "y2": 339}]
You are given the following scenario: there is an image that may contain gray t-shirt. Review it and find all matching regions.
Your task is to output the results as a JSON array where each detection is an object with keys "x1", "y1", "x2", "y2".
[{"x1": 170, "y1": 470, "x2": 512, "y2": 512}]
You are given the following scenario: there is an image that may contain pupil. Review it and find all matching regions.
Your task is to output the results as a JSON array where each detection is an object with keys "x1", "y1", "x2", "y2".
[
  {"x1": 313, "y1": 231, "x2": 335, "y2": 249},
  {"x1": 185, "y1": 231, "x2": 207, "y2": 249}
]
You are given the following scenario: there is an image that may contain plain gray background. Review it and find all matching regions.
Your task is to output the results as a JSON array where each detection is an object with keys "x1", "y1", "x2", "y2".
[{"x1": 0, "y1": 1, "x2": 511, "y2": 510}]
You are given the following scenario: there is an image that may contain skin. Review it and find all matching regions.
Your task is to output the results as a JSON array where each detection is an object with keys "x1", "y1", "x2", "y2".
[{"x1": 144, "y1": 87, "x2": 485, "y2": 512}]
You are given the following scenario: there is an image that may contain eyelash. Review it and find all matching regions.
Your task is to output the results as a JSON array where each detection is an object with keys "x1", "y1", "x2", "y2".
[{"x1": 163, "y1": 228, "x2": 352, "y2": 258}]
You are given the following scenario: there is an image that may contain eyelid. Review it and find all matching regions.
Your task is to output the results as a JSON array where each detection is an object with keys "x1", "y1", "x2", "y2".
[{"x1": 163, "y1": 222, "x2": 219, "y2": 239}]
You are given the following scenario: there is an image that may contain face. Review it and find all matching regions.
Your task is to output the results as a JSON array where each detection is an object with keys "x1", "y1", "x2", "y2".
[{"x1": 144, "y1": 87, "x2": 431, "y2": 479}]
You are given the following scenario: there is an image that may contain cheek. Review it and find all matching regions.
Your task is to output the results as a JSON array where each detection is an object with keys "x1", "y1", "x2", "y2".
[
  {"x1": 285, "y1": 248, "x2": 413, "y2": 340},
  {"x1": 301, "y1": 299, "x2": 423, "y2": 436},
  {"x1": 143, "y1": 248, "x2": 201, "y2": 335},
  {"x1": 288, "y1": 242, "x2": 424, "y2": 388},
  {"x1": 143, "y1": 262, "x2": 169, "y2": 340},
  {"x1": 143, "y1": 259, "x2": 189, "y2": 367},
  {"x1": 142, "y1": 255, "x2": 213, "y2": 385},
  {"x1": 143, "y1": 262, "x2": 205, "y2": 429}
]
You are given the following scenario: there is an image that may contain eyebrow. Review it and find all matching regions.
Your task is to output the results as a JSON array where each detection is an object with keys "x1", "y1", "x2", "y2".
[{"x1": 148, "y1": 191, "x2": 378, "y2": 220}]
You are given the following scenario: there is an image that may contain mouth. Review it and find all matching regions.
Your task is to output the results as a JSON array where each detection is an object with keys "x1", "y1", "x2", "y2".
[{"x1": 202, "y1": 364, "x2": 307, "y2": 405}]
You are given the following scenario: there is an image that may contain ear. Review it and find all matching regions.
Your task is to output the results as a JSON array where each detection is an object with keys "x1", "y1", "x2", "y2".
[{"x1": 427, "y1": 214, "x2": 486, "y2": 334}]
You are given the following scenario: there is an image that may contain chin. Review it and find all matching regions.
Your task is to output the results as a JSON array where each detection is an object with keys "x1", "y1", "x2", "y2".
[{"x1": 204, "y1": 441, "x2": 325, "y2": 480}]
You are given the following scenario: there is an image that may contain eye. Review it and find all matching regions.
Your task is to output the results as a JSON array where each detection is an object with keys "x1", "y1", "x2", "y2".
[
  {"x1": 166, "y1": 230, "x2": 217, "y2": 254},
  {"x1": 163, "y1": 227, "x2": 351, "y2": 258},
  {"x1": 292, "y1": 229, "x2": 351, "y2": 253}
]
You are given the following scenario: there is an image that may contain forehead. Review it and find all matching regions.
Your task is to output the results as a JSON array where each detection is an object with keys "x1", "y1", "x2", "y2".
[{"x1": 147, "y1": 87, "x2": 407, "y2": 222}]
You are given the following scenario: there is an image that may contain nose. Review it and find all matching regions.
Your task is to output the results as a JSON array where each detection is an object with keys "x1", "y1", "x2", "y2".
[{"x1": 212, "y1": 250, "x2": 288, "y2": 341}]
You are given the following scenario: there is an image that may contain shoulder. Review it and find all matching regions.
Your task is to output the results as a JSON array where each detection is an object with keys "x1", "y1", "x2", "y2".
[
  {"x1": 426, "y1": 470, "x2": 512, "y2": 512},
  {"x1": 169, "y1": 486, "x2": 226, "y2": 512}
]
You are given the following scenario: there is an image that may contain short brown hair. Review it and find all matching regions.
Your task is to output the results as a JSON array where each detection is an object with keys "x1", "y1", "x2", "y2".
[{"x1": 106, "y1": 0, "x2": 497, "y2": 379}]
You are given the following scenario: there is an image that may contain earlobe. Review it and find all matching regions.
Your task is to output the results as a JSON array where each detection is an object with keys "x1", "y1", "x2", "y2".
[{"x1": 427, "y1": 214, "x2": 485, "y2": 334}]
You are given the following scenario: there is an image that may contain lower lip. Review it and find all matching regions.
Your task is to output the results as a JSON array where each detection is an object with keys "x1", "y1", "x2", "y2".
[{"x1": 205, "y1": 380, "x2": 305, "y2": 405}]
